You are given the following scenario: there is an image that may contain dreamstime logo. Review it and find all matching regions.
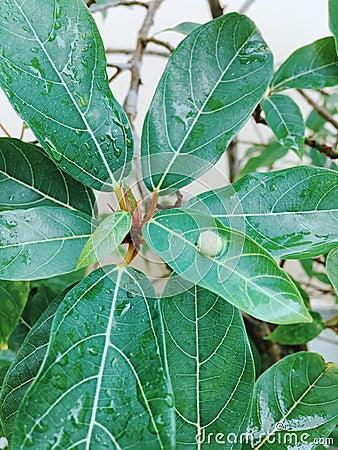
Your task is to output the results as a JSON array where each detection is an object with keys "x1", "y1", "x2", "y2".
[
  {"x1": 195, "y1": 425, "x2": 335, "y2": 447},
  {"x1": 94, "y1": 153, "x2": 247, "y2": 295}
]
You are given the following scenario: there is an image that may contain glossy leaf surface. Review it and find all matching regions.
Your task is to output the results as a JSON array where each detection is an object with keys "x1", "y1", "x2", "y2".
[
  {"x1": 187, "y1": 166, "x2": 338, "y2": 259},
  {"x1": 0, "y1": 281, "x2": 30, "y2": 346},
  {"x1": 271, "y1": 37, "x2": 338, "y2": 92},
  {"x1": 265, "y1": 311, "x2": 326, "y2": 345},
  {"x1": 12, "y1": 266, "x2": 175, "y2": 449},
  {"x1": 261, "y1": 94, "x2": 304, "y2": 157},
  {"x1": 0, "y1": 291, "x2": 66, "y2": 441},
  {"x1": 141, "y1": 13, "x2": 273, "y2": 194},
  {"x1": 0, "y1": 138, "x2": 95, "y2": 215},
  {"x1": 0, "y1": 0, "x2": 133, "y2": 190},
  {"x1": 327, "y1": 247, "x2": 338, "y2": 293},
  {"x1": 244, "y1": 352, "x2": 338, "y2": 449},
  {"x1": 162, "y1": 276, "x2": 254, "y2": 448},
  {"x1": 0, "y1": 206, "x2": 94, "y2": 281},
  {"x1": 76, "y1": 210, "x2": 131, "y2": 269},
  {"x1": 143, "y1": 209, "x2": 311, "y2": 324}
]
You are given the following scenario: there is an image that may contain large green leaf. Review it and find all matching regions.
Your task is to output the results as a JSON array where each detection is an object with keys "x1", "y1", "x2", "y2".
[
  {"x1": 327, "y1": 247, "x2": 338, "y2": 293},
  {"x1": 0, "y1": 138, "x2": 95, "y2": 215},
  {"x1": 329, "y1": 0, "x2": 338, "y2": 51},
  {"x1": 12, "y1": 266, "x2": 175, "y2": 449},
  {"x1": 0, "y1": 291, "x2": 67, "y2": 442},
  {"x1": 143, "y1": 208, "x2": 311, "y2": 324},
  {"x1": 261, "y1": 94, "x2": 304, "y2": 157},
  {"x1": 187, "y1": 166, "x2": 338, "y2": 259},
  {"x1": 76, "y1": 210, "x2": 132, "y2": 269},
  {"x1": 141, "y1": 13, "x2": 273, "y2": 194},
  {"x1": 161, "y1": 276, "x2": 254, "y2": 448},
  {"x1": 0, "y1": 206, "x2": 94, "y2": 281},
  {"x1": 0, "y1": 0, "x2": 133, "y2": 190},
  {"x1": 0, "y1": 281, "x2": 30, "y2": 346},
  {"x1": 264, "y1": 311, "x2": 326, "y2": 345},
  {"x1": 271, "y1": 37, "x2": 338, "y2": 92},
  {"x1": 244, "y1": 352, "x2": 338, "y2": 449}
]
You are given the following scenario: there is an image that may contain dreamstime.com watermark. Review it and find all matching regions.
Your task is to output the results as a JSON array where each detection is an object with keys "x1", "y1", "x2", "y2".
[{"x1": 196, "y1": 424, "x2": 335, "y2": 447}]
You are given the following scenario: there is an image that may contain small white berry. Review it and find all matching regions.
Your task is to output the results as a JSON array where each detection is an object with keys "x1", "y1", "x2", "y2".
[{"x1": 197, "y1": 230, "x2": 225, "y2": 257}]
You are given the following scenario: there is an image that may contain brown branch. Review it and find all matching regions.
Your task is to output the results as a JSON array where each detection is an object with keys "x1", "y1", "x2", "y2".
[
  {"x1": 147, "y1": 37, "x2": 174, "y2": 53},
  {"x1": 91, "y1": 1, "x2": 149, "y2": 12},
  {"x1": 0, "y1": 122, "x2": 11, "y2": 137},
  {"x1": 106, "y1": 48, "x2": 170, "y2": 58},
  {"x1": 297, "y1": 89, "x2": 338, "y2": 130},
  {"x1": 253, "y1": 104, "x2": 338, "y2": 159},
  {"x1": 305, "y1": 138, "x2": 338, "y2": 159},
  {"x1": 239, "y1": 0, "x2": 256, "y2": 13},
  {"x1": 123, "y1": 0, "x2": 164, "y2": 123},
  {"x1": 208, "y1": 0, "x2": 224, "y2": 18},
  {"x1": 86, "y1": 0, "x2": 96, "y2": 7}
]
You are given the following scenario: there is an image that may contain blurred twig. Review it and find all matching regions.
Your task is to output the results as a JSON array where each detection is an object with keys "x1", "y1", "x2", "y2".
[
  {"x1": 0, "y1": 122, "x2": 11, "y2": 137},
  {"x1": 208, "y1": 0, "x2": 224, "y2": 18},
  {"x1": 254, "y1": 104, "x2": 338, "y2": 159},
  {"x1": 91, "y1": 1, "x2": 149, "y2": 12},
  {"x1": 297, "y1": 89, "x2": 338, "y2": 130},
  {"x1": 239, "y1": 0, "x2": 255, "y2": 13},
  {"x1": 106, "y1": 48, "x2": 170, "y2": 57},
  {"x1": 147, "y1": 37, "x2": 174, "y2": 53},
  {"x1": 123, "y1": 0, "x2": 164, "y2": 122}
]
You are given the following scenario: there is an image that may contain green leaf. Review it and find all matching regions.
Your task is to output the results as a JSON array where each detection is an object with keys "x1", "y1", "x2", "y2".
[
  {"x1": 306, "y1": 110, "x2": 327, "y2": 132},
  {"x1": 141, "y1": 13, "x2": 273, "y2": 194},
  {"x1": 143, "y1": 208, "x2": 311, "y2": 324},
  {"x1": 0, "y1": 281, "x2": 30, "y2": 346},
  {"x1": 76, "y1": 210, "x2": 132, "y2": 269},
  {"x1": 327, "y1": 247, "x2": 338, "y2": 293},
  {"x1": 165, "y1": 22, "x2": 201, "y2": 35},
  {"x1": 187, "y1": 166, "x2": 338, "y2": 259},
  {"x1": 161, "y1": 275, "x2": 254, "y2": 448},
  {"x1": 265, "y1": 311, "x2": 326, "y2": 345},
  {"x1": 240, "y1": 141, "x2": 288, "y2": 177},
  {"x1": 261, "y1": 94, "x2": 304, "y2": 157},
  {"x1": 0, "y1": 206, "x2": 94, "y2": 281},
  {"x1": 0, "y1": 0, "x2": 133, "y2": 190},
  {"x1": 329, "y1": 0, "x2": 338, "y2": 51},
  {"x1": 0, "y1": 291, "x2": 67, "y2": 442},
  {"x1": 7, "y1": 324, "x2": 29, "y2": 352},
  {"x1": 0, "y1": 138, "x2": 95, "y2": 216},
  {"x1": 244, "y1": 352, "x2": 338, "y2": 449},
  {"x1": 271, "y1": 37, "x2": 338, "y2": 92},
  {"x1": 12, "y1": 266, "x2": 175, "y2": 449}
]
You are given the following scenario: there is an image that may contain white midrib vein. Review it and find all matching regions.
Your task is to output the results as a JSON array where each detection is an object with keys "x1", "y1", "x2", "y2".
[
  {"x1": 264, "y1": 97, "x2": 297, "y2": 142},
  {"x1": 0, "y1": 168, "x2": 78, "y2": 211},
  {"x1": 13, "y1": 0, "x2": 117, "y2": 187},
  {"x1": 273, "y1": 60, "x2": 337, "y2": 91},
  {"x1": 254, "y1": 368, "x2": 327, "y2": 449},
  {"x1": 155, "y1": 25, "x2": 257, "y2": 191},
  {"x1": 85, "y1": 269, "x2": 122, "y2": 449}
]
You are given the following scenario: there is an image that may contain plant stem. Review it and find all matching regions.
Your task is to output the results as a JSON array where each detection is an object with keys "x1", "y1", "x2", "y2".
[
  {"x1": 297, "y1": 89, "x2": 338, "y2": 130},
  {"x1": 0, "y1": 122, "x2": 11, "y2": 137},
  {"x1": 91, "y1": 1, "x2": 149, "y2": 12},
  {"x1": 123, "y1": 0, "x2": 164, "y2": 122},
  {"x1": 115, "y1": 185, "x2": 126, "y2": 210},
  {"x1": 141, "y1": 190, "x2": 159, "y2": 225}
]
